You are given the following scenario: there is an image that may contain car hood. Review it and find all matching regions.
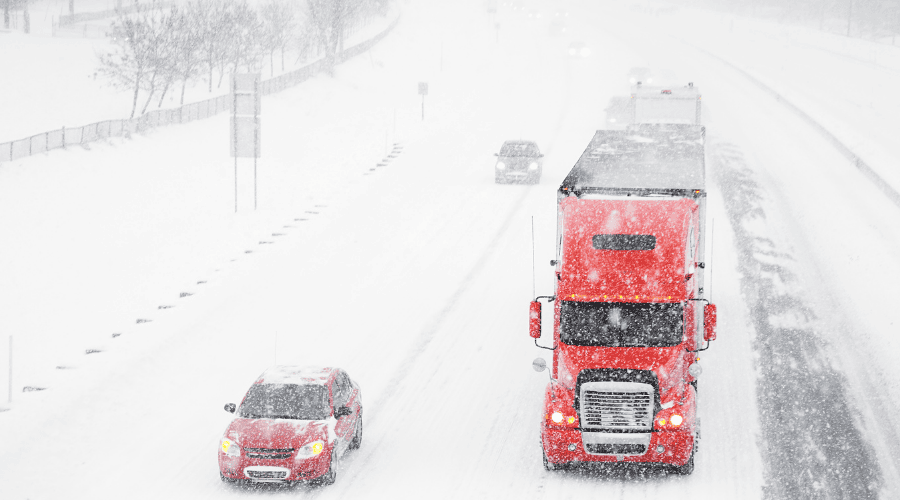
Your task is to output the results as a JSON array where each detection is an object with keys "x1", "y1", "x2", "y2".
[{"x1": 224, "y1": 417, "x2": 337, "y2": 449}]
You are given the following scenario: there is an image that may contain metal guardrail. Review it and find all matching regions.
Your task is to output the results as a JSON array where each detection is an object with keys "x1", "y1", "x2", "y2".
[{"x1": 0, "y1": 14, "x2": 400, "y2": 164}]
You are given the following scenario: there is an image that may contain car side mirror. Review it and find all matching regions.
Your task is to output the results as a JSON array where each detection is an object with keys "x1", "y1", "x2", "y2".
[
  {"x1": 529, "y1": 301, "x2": 542, "y2": 339},
  {"x1": 539, "y1": 154, "x2": 544, "y2": 157},
  {"x1": 494, "y1": 153, "x2": 499, "y2": 156},
  {"x1": 224, "y1": 403, "x2": 236, "y2": 414},
  {"x1": 334, "y1": 406, "x2": 352, "y2": 418},
  {"x1": 704, "y1": 304, "x2": 717, "y2": 341}
]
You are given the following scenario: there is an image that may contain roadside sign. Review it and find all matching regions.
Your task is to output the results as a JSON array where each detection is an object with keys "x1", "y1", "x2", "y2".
[{"x1": 418, "y1": 82, "x2": 429, "y2": 95}]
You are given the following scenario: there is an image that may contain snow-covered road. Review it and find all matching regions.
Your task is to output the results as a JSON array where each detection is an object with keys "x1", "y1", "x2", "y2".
[{"x1": 2, "y1": 0, "x2": 900, "y2": 498}]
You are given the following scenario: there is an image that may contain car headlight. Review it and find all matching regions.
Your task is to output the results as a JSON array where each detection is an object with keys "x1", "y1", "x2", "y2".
[
  {"x1": 580, "y1": 47, "x2": 591, "y2": 57},
  {"x1": 496, "y1": 162, "x2": 506, "y2": 170},
  {"x1": 220, "y1": 437, "x2": 241, "y2": 457},
  {"x1": 646, "y1": 77, "x2": 653, "y2": 84},
  {"x1": 528, "y1": 162, "x2": 539, "y2": 170},
  {"x1": 295, "y1": 440, "x2": 325, "y2": 460}
]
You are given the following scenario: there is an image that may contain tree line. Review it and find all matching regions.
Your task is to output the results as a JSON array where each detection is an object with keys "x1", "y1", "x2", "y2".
[{"x1": 99, "y1": 0, "x2": 388, "y2": 118}]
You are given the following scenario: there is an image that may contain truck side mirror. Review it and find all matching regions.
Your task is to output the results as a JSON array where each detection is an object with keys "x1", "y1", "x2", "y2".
[
  {"x1": 224, "y1": 403, "x2": 236, "y2": 414},
  {"x1": 704, "y1": 304, "x2": 717, "y2": 341},
  {"x1": 529, "y1": 301, "x2": 542, "y2": 339}
]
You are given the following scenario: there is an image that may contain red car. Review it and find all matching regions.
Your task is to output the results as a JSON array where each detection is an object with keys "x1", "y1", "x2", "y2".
[{"x1": 218, "y1": 366, "x2": 363, "y2": 486}]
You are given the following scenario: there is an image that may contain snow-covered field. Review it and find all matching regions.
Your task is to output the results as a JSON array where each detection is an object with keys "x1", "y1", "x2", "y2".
[{"x1": 1, "y1": 0, "x2": 900, "y2": 498}]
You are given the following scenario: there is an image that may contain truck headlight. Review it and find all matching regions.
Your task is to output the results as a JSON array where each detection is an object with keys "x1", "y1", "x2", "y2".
[
  {"x1": 295, "y1": 440, "x2": 325, "y2": 459},
  {"x1": 220, "y1": 437, "x2": 241, "y2": 457},
  {"x1": 670, "y1": 414, "x2": 683, "y2": 426},
  {"x1": 528, "y1": 162, "x2": 539, "y2": 170},
  {"x1": 551, "y1": 411, "x2": 564, "y2": 424},
  {"x1": 496, "y1": 162, "x2": 506, "y2": 170}
]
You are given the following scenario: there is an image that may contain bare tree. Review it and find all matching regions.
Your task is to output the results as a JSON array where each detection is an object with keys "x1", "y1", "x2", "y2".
[
  {"x1": 170, "y1": 5, "x2": 204, "y2": 104},
  {"x1": 224, "y1": 0, "x2": 264, "y2": 75},
  {"x1": 307, "y1": 0, "x2": 361, "y2": 73},
  {"x1": 260, "y1": 0, "x2": 295, "y2": 75},
  {"x1": 99, "y1": 16, "x2": 155, "y2": 118},
  {"x1": 138, "y1": 9, "x2": 177, "y2": 114}
]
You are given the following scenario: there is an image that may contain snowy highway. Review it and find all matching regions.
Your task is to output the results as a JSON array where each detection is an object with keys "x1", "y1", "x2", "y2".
[{"x1": 2, "y1": 0, "x2": 900, "y2": 498}]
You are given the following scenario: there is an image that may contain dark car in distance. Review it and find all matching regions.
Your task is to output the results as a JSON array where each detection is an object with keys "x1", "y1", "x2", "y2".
[{"x1": 494, "y1": 140, "x2": 543, "y2": 184}]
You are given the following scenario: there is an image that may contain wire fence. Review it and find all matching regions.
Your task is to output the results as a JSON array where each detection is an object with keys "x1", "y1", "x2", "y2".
[{"x1": 0, "y1": 14, "x2": 400, "y2": 164}]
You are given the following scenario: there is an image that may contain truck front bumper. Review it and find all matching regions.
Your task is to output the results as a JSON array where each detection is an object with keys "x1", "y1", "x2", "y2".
[{"x1": 542, "y1": 425, "x2": 694, "y2": 467}]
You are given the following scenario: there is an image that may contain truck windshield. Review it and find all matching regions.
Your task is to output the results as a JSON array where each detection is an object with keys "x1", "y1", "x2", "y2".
[
  {"x1": 239, "y1": 384, "x2": 330, "y2": 420},
  {"x1": 560, "y1": 301, "x2": 683, "y2": 347}
]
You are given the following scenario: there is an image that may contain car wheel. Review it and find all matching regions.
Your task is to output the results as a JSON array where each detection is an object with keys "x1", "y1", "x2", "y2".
[
  {"x1": 495, "y1": 175, "x2": 505, "y2": 184},
  {"x1": 670, "y1": 452, "x2": 694, "y2": 475},
  {"x1": 348, "y1": 416, "x2": 363, "y2": 450},
  {"x1": 316, "y1": 449, "x2": 338, "y2": 486}
]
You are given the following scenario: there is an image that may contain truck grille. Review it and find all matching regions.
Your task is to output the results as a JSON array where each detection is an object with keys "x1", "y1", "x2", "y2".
[
  {"x1": 244, "y1": 447, "x2": 294, "y2": 460},
  {"x1": 580, "y1": 382, "x2": 654, "y2": 430}
]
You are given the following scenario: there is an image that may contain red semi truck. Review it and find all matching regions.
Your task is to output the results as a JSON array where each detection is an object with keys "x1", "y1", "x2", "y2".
[{"x1": 530, "y1": 124, "x2": 717, "y2": 474}]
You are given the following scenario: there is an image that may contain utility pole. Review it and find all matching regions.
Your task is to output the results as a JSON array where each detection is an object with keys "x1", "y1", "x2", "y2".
[{"x1": 4, "y1": 0, "x2": 10, "y2": 30}]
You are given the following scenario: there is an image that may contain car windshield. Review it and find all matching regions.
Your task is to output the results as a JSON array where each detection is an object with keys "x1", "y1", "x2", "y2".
[
  {"x1": 560, "y1": 301, "x2": 683, "y2": 347},
  {"x1": 500, "y1": 143, "x2": 537, "y2": 156},
  {"x1": 239, "y1": 383, "x2": 330, "y2": 420}
]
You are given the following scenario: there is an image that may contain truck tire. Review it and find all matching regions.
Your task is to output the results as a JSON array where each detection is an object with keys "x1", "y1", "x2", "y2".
[
  {"x1": 670, "y1": 453, "x2": 694, "y2": 475},
  {"x1": 542, "y1": 445, "x2": 562, "y2": 471}
]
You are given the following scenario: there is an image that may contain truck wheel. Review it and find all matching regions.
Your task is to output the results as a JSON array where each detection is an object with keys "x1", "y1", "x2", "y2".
[
  {"x1": 670, "y1": 453, "x2": 694, "y2": 475},
  {"x1": 542, "y1": 446, "x2": 562, "y2": 471}
]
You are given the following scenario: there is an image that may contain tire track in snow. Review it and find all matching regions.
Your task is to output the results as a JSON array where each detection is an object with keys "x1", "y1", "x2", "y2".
[
  {"x1": 334, "y1": 42, "x2": 578, "y2": 500},
  {"x1": 712, "y1": 142, "x2": 881, "y2": 500}
]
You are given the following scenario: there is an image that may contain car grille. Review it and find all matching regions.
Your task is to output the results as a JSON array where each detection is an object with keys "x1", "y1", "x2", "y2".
[
  {"x1": 244, "y1": 447, "x2": 294, "y2": 460},
  {"x1": 246, "y1": 470, "x2": 288, "y2": 479},
  {"x1": 580, "y1": 382, "x2": 654, "y2": 430},
  {"x1": 585, "y1": 443, "x2": 647, "y2": 455}
]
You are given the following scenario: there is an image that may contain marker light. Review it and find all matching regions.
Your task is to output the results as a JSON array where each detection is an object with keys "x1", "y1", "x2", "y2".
[
  {"x1": 658, "y1": 418, "x2": 667, "y2": 426},
  {"x1": 551, "y1": 411, "x2": 564, "y2": 424},
  {"x1": 567, "y1": 416, "x2": 576, "y2": 424},
  {"x1": 670, "y1": 414, "x2": 683, "y2": 426}
]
